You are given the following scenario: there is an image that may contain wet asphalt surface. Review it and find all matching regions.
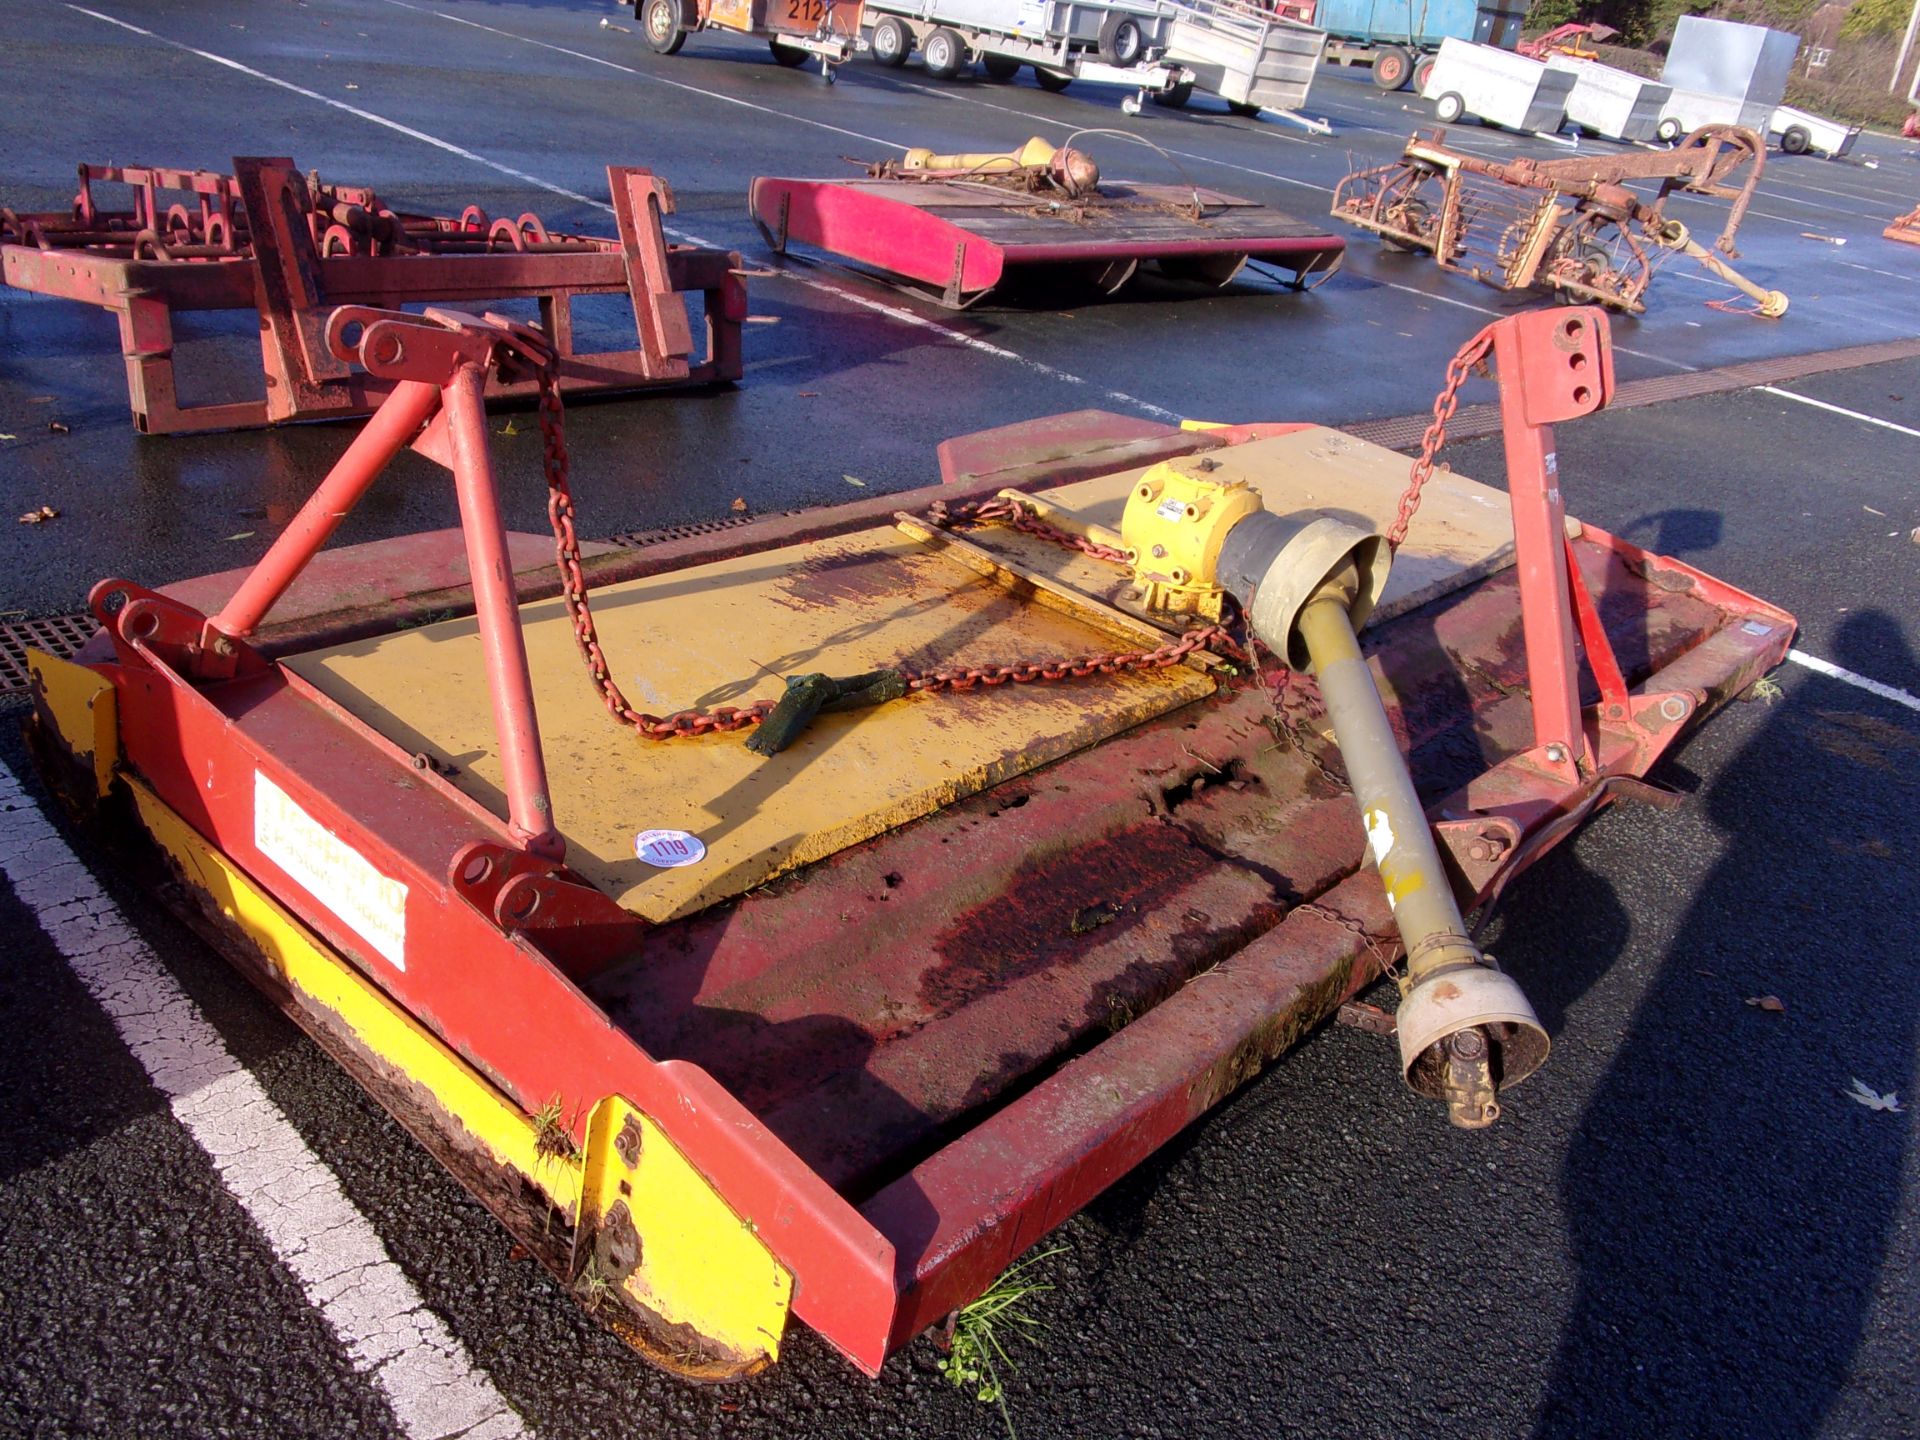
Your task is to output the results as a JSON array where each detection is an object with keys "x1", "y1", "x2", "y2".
[{"x1": 1, "y1": 1, "x2": 1917, "y2": 1436}]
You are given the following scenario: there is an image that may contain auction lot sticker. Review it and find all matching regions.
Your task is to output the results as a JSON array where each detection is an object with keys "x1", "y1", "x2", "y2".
[{"x1": 634, "y1": 829, "x2": 707, "y2": 868}]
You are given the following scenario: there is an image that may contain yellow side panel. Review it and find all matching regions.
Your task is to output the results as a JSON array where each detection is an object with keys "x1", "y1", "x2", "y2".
[
  {"x1": 124, "y1": 777, "x2": 581, "y2": 1219},
  {"x1": 579, "y1": 1095, "x2": 792, "y2": 1368},
  {"x1": 28, "y1": 649, "x2": 117, "y2": 798}
]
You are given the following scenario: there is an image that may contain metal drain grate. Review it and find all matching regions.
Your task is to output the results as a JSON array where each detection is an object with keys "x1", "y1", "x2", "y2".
[
  {"x1": 603, "y1": 513, "x2": 770, "y2": 549},
  {"x1": 0, "y1": 613, "x2": 97, "y2": 696}
]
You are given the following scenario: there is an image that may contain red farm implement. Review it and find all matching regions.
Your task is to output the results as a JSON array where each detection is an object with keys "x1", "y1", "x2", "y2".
[
  {"x1": 0, "y1": 158, "x2": 744, "y2": 433},
  {"x1": 27, "y1": 302, "x2": 1791, "y2": 1379},
  {"x1": 1886, "y1": 202, "x2": 1920, "y2": 245},
  {"x1": 1333, "y1": 125, "x2": 1788, "y2": 316},
  {"x1": 751, "y1": 137, "x2": 1345, "y2": 307}
]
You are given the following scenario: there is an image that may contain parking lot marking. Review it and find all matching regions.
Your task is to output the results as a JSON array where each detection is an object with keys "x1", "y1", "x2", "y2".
[
  {"x1": 387, "y1": 0, "x2": 904, "y2": 149},
  {"x1": 1759, "y1": 385, "x2": 1920, "y2": 438},
  {"x1": 65, "y1": 1, "x2": 1182, "y2": 423},
  {"x1": 0, "y1": 763, "x2": 531, "y2": 1440},
  {"x1": 1839, "y1": 259, "x2": 1920, "y2": 288},
  {"x1": 1787, "y1": 649, "x2": 1920, "y2": 714}
]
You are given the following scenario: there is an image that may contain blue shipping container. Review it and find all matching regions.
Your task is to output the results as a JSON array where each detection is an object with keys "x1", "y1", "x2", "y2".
[{"x1": 1314, "y1": 0, "x2": 1526, "y2": 51}]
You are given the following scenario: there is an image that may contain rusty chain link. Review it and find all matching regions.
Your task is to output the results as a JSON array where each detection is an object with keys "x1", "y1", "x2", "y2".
[
  {"x1": 537, "y1": 368, "x2": 777, "y2": 737},
  {"x1": 1387, "y1": 321, "x2": 1498, "y2": 555},
  {"x1": 535, "y1": 368, "x2": 1238, "y2": 740},
  {"x1": 1294, "y1": 900, "x2": 1400, "y2": 982},
  {"x1": 926, "y1": 493, "x2": 1132, "y2": 564}
]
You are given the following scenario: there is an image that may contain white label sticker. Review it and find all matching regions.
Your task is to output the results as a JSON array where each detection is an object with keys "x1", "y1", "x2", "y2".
[
  {"x1": 1741, "y1": 620, "x2": 1775, "y2": 636},
  {"x1": 254, "y1": 772, "x2": 408, "y2": 970},
  {"x1": 635, "y1": 829, "x2": 707, "y2": 868},
  {"x1": 1363, "y1": 807, "x2": 1395, "y2": 868},
  {"x1": 1155, "y1": 497, "x2": 1186, "y2": 522},
  {"x1": 1545, "y1": 452, "x2": 1558, "y2": 475}
]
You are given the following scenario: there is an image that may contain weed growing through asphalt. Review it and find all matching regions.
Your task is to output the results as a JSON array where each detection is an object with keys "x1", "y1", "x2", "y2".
[
  {"x1": 939, "y1": 1246, "x2": 1064, "y2": 1439},
  {"x1": 532, "y1": 1095, "x2": 580, "y2": 1163},
  {"x1": 576, "y1": 1254, "x2": 614, "y2": 1313},
  {"x1": 1744, "y1": 674, "x2": 1785, "y2": 705}
]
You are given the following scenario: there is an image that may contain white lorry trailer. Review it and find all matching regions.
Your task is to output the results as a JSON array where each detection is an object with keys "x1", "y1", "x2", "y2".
[
  {"x1": 864, "y1": 0, "x2": 1185, "y2": 99},
  {"x1": 1419, "y1": 38, "x2": 1573, "y2": 134},
  {"x1": 1544, "y1": 55, "x2": 1671, "y2": 144},
  {"x1": 863, "y1": 0, "x2": 1326, "y2": 124}
]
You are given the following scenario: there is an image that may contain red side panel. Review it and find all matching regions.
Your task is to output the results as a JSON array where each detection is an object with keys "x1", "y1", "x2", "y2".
[{"x1": 749, "y1": 178, "x2": 1006, "y2": 295}]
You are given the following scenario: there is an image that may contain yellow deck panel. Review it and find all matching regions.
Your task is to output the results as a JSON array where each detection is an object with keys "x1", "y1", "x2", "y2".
[
  {"x1": 288, "y1": 527, "x2": 1214, "y2": 922},
  {"x1": 961, "y1": 426, "x2": 1550, "y2": 630}
]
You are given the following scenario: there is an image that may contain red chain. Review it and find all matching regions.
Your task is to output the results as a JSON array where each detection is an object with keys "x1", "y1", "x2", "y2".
[
  {"x1": 536, "y1": 371, "x2": 1237, "y2": 740},
  {"x1": 927, "y1": 494, "x2": 1131, "y2": 564},
  {"x1": 538, "y1": 370, "x2": 776, "y2": 737},
  {"x1": 1388, "y1": 322, "x2": 1498, "y2": 554}
]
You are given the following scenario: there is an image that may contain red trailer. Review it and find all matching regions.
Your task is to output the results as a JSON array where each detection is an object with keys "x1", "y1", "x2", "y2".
[{"x1": 751, "y1": 138, "x2": 1345, "y2": 306}]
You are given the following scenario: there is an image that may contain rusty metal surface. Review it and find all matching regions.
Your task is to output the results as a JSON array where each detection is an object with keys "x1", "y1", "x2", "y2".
[
  {"x1": 0, "y1": 158, "x2": 744, "y2": 432},
  {"x1": 1332, "y1": 125, "x2": 1776, "y2": 312},
  {"x1": 587, "y1": 534, "x2": 1735, "y2": 1196}
]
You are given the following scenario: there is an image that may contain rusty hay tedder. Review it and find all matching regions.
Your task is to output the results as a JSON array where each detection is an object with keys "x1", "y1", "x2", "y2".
[
  {"x1": 28, "y1": 300, "x2": 1792, "y2": 1379},
  {"x1": 0, "y1": 158, "x2": 744, "y2": 433},
  {"x1": 751, "y1": 136, "x2": 1346, "y2": 307},
  {"x1": 1886, "y1": 202, "x2": 1920, "y2": 246},
  {"x1": 1334, "y1": 124, "x2": 1788, "y2": 317}
]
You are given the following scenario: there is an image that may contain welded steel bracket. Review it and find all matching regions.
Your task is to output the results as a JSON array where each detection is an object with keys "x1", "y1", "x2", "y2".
[{"x1": 0, "y1": 157, "x2": 745, "y2": 432}]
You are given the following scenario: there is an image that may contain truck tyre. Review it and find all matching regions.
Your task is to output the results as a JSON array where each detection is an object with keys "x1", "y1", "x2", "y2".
[
  {"x1": 1372, "y1": 45, "x2": 1413, "y2": 91},
  {"x1": 980, "y1": 52, "x2": 1021, "y2": 81},
  {"x1": 1434, "y1": 91, "x2": 1465, "y2": 124},
  {"x1": 1412, "y1": 55, "x2": 1436, "y2": 94},
  {"x1": 769, "y1": 39, "x2": 809, "y2": 65},
  {"x1": 869, "y1": 15, "x2": 912, "y2": 67},
  {"x1": 1097, "y1": 12, "x2": 1147, "y2": 66},
  {"x1": 922, "y1": 26, "x2": 966, "y2": 79},
  {"x1": 1780, "y1": 124, "x2": 1811, "y2": 154},
  {"x1": 1034, "y1": 67, "x2": 1073, "y2": 92},
  {"x1": 642, "y1": 0, "x2": 688, "y2": 53},
  {"x1": 1151, "y1": 78, "x2": 1195, "y2": 108},
  {"x1": 1656, "y1": 116, "x2": 1682, "y2": 142}
]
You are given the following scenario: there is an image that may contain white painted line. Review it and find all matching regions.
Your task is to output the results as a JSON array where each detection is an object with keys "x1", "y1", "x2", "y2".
[
  {"x1": 66, "y1": 1, "x2": 1181, "y2": 422},
  {"x1": 1364, "y1": 276, "x2": 1692, "y2": 371},
  {"x1": 1759, "y1": 384, "x2": 1920, "y2": 438},
  {"x1": 388, "y1": 0, "x2": 903, "y2": 149},
  {"x1": 0, "y1": 763, "x2": 530, "y2": 1440},
  {"x1": 1839, "y1": 258, "x2": 1920, "y2": 288},
  {"x1": 1787, "y1": 649, "x2": 1920, "y2": 714}
]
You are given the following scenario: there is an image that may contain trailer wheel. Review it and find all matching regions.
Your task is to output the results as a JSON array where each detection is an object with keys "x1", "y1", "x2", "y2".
[
  {"x1": 1434, "y1": 91, "x2": 1465, "y2": 124},
  {"x1": 1151, "y1": 78, "x2": 1195, "y2": 108},
  {"x1": 769, "y1": 39, "x2": 809, "y2": 65},
  {"x1": 1412, "y1": 55, "x2": 1436, "y2": 94},
  {"x1": 1228, "y1": 100, "x2": 1262, "y2": 117},
  {"x1": 1780, "y1": 125, "x2": 1811, "y2": 155},
  {"x1": 922, "y1": 26, "x2": 966, "y2": 79},
  {"x1": 641, "y1": 0, "x2": 688, "y2": 54},
  {"x1": 1372, "y1": 45, "x2": 1413, "y2": 91},
  {"x1": 1034, "y1": 67, "x2": 1073, "y2": 92},
  {"x1": 1656, "y1": 116, "x2": 1682, "y2": 143},
  {"x1": 869, "y1": 15, "x2": 912, "y2": 66},
  {"x1": 980, "y1": 52, "x2": 1021, "y2": 81},
  {"x1": 1097, "y1": 12, "x2": 1147, "y2": 66}
]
